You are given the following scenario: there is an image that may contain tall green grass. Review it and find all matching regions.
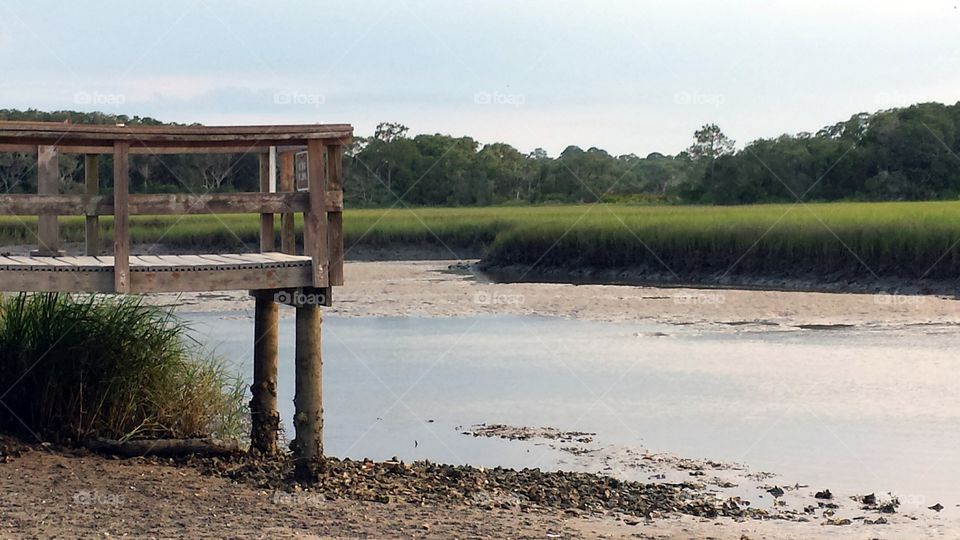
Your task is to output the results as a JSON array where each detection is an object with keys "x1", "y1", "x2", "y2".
[
  {"x1": 0, "y1": 293, "x2": 246, "y2": 441},
  {"x1": 0, "y1": 201, "x2": 958, "y2": 278}
]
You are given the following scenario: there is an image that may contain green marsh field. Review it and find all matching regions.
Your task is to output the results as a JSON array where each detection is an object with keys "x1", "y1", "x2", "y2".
[{"x1": 2, "y1": 202, "x2": 960, "y2": 280}]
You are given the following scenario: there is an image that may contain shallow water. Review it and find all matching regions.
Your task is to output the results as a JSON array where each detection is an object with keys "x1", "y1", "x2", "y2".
[{"x1": 186, "y1": 311, "x2": 960, "y2": 508}]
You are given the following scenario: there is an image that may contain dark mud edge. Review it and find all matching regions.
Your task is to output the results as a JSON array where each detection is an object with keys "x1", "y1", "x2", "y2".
[{"x1": 477, "y1": 261, "x2": 960, "y2": 297}]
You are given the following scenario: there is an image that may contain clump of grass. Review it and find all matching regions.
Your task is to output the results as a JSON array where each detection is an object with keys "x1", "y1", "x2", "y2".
[{"x1": 0, "y1": 293, "x2": 246, "y2": 442}]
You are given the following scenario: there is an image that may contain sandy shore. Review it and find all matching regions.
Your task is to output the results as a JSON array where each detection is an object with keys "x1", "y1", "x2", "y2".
[
  {"x1": 4, "y1": 259, "x2": 959, "y2": 538},
  {"x1": 159, "y1": 259, "x2": 960, "y2": 331}
]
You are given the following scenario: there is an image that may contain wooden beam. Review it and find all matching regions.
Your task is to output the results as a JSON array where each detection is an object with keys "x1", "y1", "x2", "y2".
[
  {"x1": 113, "y1": 141, "x2": 130, "y2": 293},
  {"x1": 33, "y1": 145, "x2": 62, "y2": 257},
  {"x1": 0, "y1": 256, "x2": 315, "y2": 294},
  {"x1": 306, "y1": 140, "x2": 328, "y2": 287},
  {"x1": 0, "y1": 143, "x2": 307, "y2": 156},
  {"x1": 326, "y1": 144, "x2": 344, "y2": 286},
  {"x1": 0, "y1": 192, "x2": 340, "y2": 216},
  {"x1": 84, "y1": 155, "x2": 99, "y2": 256},
  {"x1": 278, "y1": 151, "x2": 296, "y2": 254},
  {"x1": 259, "y1": 155, "x2": 275, "y2": 252},
  {"x1": 293, "y1": 303, "x2": 323, "y2": 482}
]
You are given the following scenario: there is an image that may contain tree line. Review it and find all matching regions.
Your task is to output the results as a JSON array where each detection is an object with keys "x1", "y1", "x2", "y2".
[{"x1": 2, "y1": 102, "x2": 960, "y2": 205}]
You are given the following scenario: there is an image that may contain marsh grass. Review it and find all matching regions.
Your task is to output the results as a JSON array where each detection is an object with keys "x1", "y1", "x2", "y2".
[
  {"x1": 0, "y1": 201, "x2": 957, "y2": 278},
  {"x1": 0, "y1": 293, "x2": 246, "y2": 442}
]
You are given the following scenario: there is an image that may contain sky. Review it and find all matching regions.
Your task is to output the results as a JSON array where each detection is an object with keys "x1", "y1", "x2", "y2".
[{"x1": 0, "y1": 0, "x2": 959, "y2": 156}]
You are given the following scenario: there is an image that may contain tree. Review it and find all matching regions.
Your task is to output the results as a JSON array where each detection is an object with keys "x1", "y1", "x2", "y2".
[
  {"x1": 373, "y1": 122, "x2": 409, "y2": 143},
  {"x1": 0, "y1": 153, "x2": 32, "y2": 194},
  {"x1": 687, "y1": 124, "x2": 736, "y2": 200}
]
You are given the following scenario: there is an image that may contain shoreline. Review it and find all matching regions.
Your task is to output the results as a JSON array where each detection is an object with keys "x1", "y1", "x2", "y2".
[{"x1": 2, "y1": 423, "x2": 952, "y2": 539}]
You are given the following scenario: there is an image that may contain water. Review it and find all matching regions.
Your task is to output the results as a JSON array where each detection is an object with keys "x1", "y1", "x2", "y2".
[{"x1": 187, "y1": 311, "x2": 960, "y2": 506}]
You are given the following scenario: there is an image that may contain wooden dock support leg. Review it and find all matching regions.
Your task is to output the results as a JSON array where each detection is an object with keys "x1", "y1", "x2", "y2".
[
  {"x1": 250, "y1": 291, "x2": 280, "y2": 455},
  {"x1": 292, "y1": 302, "x2": 323, "y2": 482}
]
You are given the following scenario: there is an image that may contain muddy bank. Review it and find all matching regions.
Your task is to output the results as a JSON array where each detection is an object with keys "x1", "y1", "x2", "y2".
[{"x1": 480, "y1": 261, "x2": 960, "y2": 297}]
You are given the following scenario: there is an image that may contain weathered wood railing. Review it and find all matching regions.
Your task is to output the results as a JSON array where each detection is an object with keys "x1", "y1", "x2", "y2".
[{"x1": 0, "y1": 124, "x2": 348, "y2": 295}]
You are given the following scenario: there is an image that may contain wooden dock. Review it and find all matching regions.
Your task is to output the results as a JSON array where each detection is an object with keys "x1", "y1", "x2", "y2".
[{"x1": 0, "y1": 120, "x2": 352, "y2": 481}]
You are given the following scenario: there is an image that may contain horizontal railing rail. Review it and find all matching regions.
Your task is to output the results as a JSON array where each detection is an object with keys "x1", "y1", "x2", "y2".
[{"x1": 0, "y1": 191, "x2": 343, "y2": 216}]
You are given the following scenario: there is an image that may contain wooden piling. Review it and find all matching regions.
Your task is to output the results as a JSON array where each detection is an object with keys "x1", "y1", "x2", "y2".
[
  {"x1": 250, "y1": 292, "x2": 280, "y2": 454},
  {"x1": 292, "y1": 302, "x2": 323, "y2": 481}
]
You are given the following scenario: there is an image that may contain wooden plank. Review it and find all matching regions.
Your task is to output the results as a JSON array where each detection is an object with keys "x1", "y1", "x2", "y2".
[
  {"x1": 34, "y1": 145, "x2": 61, "y2": 256},
  {"x1": 306, "y1": 140, "x2": 328, "y2": 287},
  {"x1": 195, "y1": 254, "x2": 244, "y2": 267},
  {"x1": 0, "y1": 269, "x2": 113, "y2": 292},
  {"x1": 326, "y1": 144, "x2": 344, "y2": 286},
  {"x1": 0, "y1": 194, "x2": 106, "y2": 215},
  {"x1": 130, "y1": 192, "x2": 310, "y2": 215},
  {"x1": 7, "y1": 255, "x2": 49, "y2": 266},
  {"x1": 131, "y1": 255, "x2": 179, "y2": 269},
  {"x1": 0, "y1": 120, "x2": 353, "y2": 137},
  {"x1": 113, "y1": 141, "x2": 130, "y2": 293},
  {"x1": 56, "y1": 256, "x2": 111, "y2": 268},
  {"x1": 0, "y1": 120, "x2": 353, "y2": 154},
  {"x1": 0, "y1": 264, "x2": 314, "y2": 293},
  {"x1": 85, "y1": 154, "x2": 100, "y2": 255},
  {"x1": 33, "y1": 257, "x2": 73, "y2": 267},
  {"x1": 259, "y1": 154, "x2": 275, "y2": 252},
  {"x1": 130, "y1": 264, "x2": 313, "y2": 293},
  {"x1": 278, "y1": 151, "x2": 296, "y2": 254},
  {"x1": 0, "y1": 191, "x2": 337, "y2": 216},
  {"x1": 257, "y1": 252, "x2": 312, "y2": 263},
  {"x1": 0, "y1": 144, "x2": 279, "y2": 155},
  {"x1": 217, "y1": 253, "x2": 310, "y2": 266}
]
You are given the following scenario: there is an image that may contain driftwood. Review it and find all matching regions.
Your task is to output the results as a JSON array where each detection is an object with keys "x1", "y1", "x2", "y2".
[{"x1": 83, "y1": 437, "x2": 243, "y2": 458}]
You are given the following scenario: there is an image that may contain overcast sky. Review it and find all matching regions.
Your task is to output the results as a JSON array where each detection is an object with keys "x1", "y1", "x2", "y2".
[{"x1": 1, "y1": 0, "x2": 958, "y2": 156}]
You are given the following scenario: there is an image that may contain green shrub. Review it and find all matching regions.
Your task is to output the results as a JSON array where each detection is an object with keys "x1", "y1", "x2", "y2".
[{"x1": 0, "y1": 293, "x2": 246, "y2": 442}]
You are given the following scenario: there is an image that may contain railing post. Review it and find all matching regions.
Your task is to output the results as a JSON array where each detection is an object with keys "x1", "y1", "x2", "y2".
[
  {"x1": 278, "y1": 151, "x2": 296, "y2": 254},
  {"x1": 32, "y1": 145, "x2": 62, "y2": 257},
  {"x1": 84, "y1": 154, "x2": 100, "y2": 256},
  {"x1": 325, "y1": 144, "x2": 344, "y2": 286},
  {"x1": 258, "y1": 154, "x2": 274, "y2": 252},
  {"x1": 306, "y1": 140, "x2": 328, "y2": 287},
  {"x1": 113, "y1": 142, "x2": 130, "y2": 293}
]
